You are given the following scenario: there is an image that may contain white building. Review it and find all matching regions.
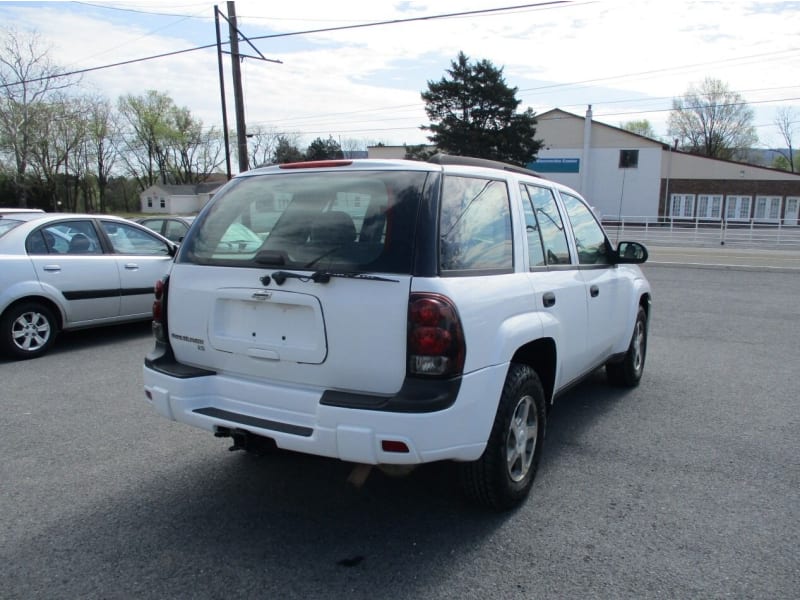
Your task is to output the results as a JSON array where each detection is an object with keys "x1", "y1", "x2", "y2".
[
  {"x1": 139, "y1": 181, "x2": 225, "y2": 215},
  {"x1": 368, "y1": 107, "x2": 800, "y2": 225},
  {"x1": 533, "y1": 108, "x2": 800, "y2": 224}
]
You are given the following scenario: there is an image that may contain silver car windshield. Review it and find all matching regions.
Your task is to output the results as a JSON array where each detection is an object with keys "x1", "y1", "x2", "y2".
[{"x1": 180, "y1": 170, "x2": 429, "y2": 274}]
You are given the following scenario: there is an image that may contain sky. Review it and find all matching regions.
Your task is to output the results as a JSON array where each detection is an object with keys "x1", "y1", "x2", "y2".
[{"x1": 1, "y1": 0, "x2": 799, "y2": 152}]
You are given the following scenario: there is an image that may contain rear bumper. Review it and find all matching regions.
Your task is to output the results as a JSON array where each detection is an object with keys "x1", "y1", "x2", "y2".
[{"x1": 142, "y1": 361, "x2": 507, "y2": 465}]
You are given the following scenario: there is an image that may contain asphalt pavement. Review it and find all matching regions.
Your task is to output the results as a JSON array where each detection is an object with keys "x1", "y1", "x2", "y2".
[{"x1": 645, "y1": 245, "x2": 800, "y2": 271}]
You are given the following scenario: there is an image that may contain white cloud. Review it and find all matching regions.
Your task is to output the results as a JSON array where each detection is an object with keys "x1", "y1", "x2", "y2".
[{"x1": 2, "y1": 0, "x2": 798, "y2": 147}]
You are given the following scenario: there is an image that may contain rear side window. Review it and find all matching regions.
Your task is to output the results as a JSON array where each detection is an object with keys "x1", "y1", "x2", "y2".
[
  {"x1": 522, "y1": 184, "x2": 571, "y2": 266},
  {"x1": 180, "y1": 170, "x2": 428, "y2": 274},
  {"x1": 27, "y1": 220, "x2": 103, "y2": 255},
  {"x1": 439, "y1": 175, "x2": 513, "y2": 272}
]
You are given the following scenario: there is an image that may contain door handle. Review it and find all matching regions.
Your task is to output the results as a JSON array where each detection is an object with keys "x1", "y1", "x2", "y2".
[
  {"x1": 43, "y1": 265, "x2": 61, "y2": 272},
  {"x1": 542, "y1": 292, "x2": 556, "y2": 308},
  {"x1": 124, "y1": 263, "x2": 140, "y2": 270},
  {"x1": 590, "y1": 285, "x2": 599, "y2": 298}
]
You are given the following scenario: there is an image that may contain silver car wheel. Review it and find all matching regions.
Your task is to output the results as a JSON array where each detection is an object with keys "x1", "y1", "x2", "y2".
[
  {"x1": 505, "y1": 394, "x2": 538, "y2": 483},
  {"x1": 11, "y1": 310, "x2": 52, "y2": 352}
]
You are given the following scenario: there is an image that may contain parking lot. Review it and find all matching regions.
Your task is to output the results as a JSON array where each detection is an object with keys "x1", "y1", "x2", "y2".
[{"x1": 1, "y1": 261, "x2": 798, "y2": 599}]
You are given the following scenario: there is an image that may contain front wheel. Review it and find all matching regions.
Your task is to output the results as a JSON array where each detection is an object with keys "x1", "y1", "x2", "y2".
[
  {"x1": 0, "y1": 301, "x2": 59, "y2": 360},
  {"x1": 460, "y1": 363, "x2": 546, "y2": 510},
  {"x1": 606, "y1": 306, "x2": 648, "y2": 387}
]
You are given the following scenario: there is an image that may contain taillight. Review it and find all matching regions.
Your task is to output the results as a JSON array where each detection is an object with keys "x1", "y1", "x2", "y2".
[
  {"x1": 407, "y1": 293, "x2": 465, "y2": 377},
  {"x1": 152, "y1": 276, "x2": 168, "y2": 342}
]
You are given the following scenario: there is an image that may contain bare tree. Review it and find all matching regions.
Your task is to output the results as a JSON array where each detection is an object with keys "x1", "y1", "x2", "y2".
[
  {"x1": 0, "y1": 26, "x2": 80, "y2": 206},
  {"x1": 84, "y1": 96, "x2": 118, "y2": 212},
  {"x1": 773, "y1": 107, "x2": 797, "y2": 172},
  {"x1": 668, "y1": 77, "x2": 757, "y2": 161},
  {"x1": 339, "y1": 137, "x2": 366, "y2": 158}
]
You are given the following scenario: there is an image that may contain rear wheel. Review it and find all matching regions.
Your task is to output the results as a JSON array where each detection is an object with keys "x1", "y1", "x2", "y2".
[
  {"x1": 0, "y1": 301, "x2": 58, "y2": 360},
  {"x1": 606, "y1": 306, "x2": 647, "y2": 387},
  {"x1": 460, "y1": 363, "x2": 546, "y2": 510}
]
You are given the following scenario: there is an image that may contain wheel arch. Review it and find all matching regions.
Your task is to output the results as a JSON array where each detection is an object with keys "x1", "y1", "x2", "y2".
[
  {"x1": 1, "y1": 295, "x2": 65, "y2": 331},
  {"x1": 510, "y1": 337, "x2": 557, "y2": 407}
]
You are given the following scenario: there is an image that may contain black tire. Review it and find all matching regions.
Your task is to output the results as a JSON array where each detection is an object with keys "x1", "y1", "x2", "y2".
[
  {"x1": 460, "y1": 363, "x2": 546, "y2": 510},
  {"x1": 606, "y1": 306, "x2": 648, "y2": 387},
  {"x1": 0, "y1": 301, "x2": 59, "y2": 360}
]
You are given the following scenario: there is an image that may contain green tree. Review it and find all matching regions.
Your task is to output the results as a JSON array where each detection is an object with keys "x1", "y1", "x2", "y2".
[
  {"x1": 620, "y1": 119, "x2": 658, "y2": 139},
  {"x1": 116, "y1": 90, "x2": 220, "y2": 190},
  {"x1": 420, "y1": 51, "x2": 542, "y2": 166},
  {"x1": 404, "y1": 144, "x2": 436, "y2": 161},
  {"x1": 272, "y1": 136, "x2": 304, "y2": 164},
  {"x1": 668, "y1": 77, "x2": 757, "y2": 160},
  {"x1": 305, "y1": 136, "x2": 343, "y2": 161}
]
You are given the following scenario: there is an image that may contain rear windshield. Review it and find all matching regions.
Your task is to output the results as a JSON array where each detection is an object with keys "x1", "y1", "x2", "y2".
[
  {"x1": 178, "y1": 169, "x2": 430, "y2": 274},
  {"x1": 0, "y1": 219, "x2": 23, "y2": 238}
]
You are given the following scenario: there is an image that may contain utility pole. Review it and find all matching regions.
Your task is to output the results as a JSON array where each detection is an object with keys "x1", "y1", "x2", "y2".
[
  {"x1": 227, "y1": 1, "x2": 249, "y2": 174},
  {"x1": 214, "y1": 2, "x2": 280, "y2": 176},
  {"x1": 214, "y1": 6, "x2": 232, "y2": 179}
]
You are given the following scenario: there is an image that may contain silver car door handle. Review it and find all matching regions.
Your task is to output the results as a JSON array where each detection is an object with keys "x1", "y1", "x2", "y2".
[
  {"x1": 123, "y1": 263, "x2": 140, "y2": 270},
  {"x1": 43, "y1": 265, "x2": 61, "y2": 272}
]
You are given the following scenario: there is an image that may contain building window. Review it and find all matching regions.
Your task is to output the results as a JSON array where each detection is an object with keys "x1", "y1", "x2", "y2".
[
  {"x1": 619, "y1": 149, "x2": 639, "y2": 168},
  {"x1": 697, "y1": 195, "x2": 723, "y2": 220},
  {"x1": 725, "y1": 196, "x2": 751, "y2": 221},
  {"x1": 147, "y1": 197, "x2": 153, "y2": 208},
  {"x1": 670, "y1": 194, "x2": 695, "y2": 218},
  {"x1": 160, "y1": 198, "x2": 166, "y2": 209},
  {"x1": 785, "y1": 197, "x2": 799, "y2": 226},
  {"x1": 754, "y1": 196, "x2": 781, "y2": 222}
]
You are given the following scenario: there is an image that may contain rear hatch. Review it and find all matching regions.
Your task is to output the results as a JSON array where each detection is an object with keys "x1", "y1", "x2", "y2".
[{"x1": 166, "y1": 162, "x2": 434, "y2": 395}]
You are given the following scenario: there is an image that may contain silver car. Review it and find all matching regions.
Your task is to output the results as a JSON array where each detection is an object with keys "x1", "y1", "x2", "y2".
[{"x1": 0, "y1": 212, "x2": 176, "y2": 359}]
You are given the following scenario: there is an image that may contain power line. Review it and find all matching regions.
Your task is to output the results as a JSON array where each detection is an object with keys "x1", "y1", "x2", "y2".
[{"x1": 1, "y1": 1, "x2": 571, "y2": 89}]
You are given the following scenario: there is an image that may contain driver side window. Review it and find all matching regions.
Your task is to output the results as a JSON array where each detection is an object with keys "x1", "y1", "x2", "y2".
[{"x1": 560, "y1": 192, "x2": 610, "y2": 265}]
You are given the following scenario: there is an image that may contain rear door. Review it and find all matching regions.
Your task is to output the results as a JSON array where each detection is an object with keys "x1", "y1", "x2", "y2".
[
  {"x1": 28, "y1": 219, "x2": 121, "y2": 324},
  {"x1": 166, "y1": 166, "x2": 428, "y2": 395},
  {"x1": 521, "y1": 183, "x2": 590, "y2": 387}
]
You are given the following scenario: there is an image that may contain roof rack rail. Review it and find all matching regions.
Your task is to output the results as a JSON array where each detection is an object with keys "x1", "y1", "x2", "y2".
[{"x1": 426, "y1": 153, "x2": 544, "y2": 178}]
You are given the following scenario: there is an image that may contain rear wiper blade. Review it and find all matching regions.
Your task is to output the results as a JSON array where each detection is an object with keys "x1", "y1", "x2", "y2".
[
  {"x1": 269, "y1": 270, "x2": 398, "y2": 285},
  {"x1": 316, "y1": 271, "x2": 399, "y2": 283}
]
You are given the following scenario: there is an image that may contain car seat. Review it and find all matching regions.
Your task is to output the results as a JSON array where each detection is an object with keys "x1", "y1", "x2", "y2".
[
  {"x1": 68, "y1": 233, "x2": 93, "y2": 253},
  {"x1": 311, "y1": 211, "x2": 356, "y2": 245}
]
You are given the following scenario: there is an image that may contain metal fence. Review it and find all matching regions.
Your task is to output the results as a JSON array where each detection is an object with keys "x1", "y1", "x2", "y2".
[{"x1": 601, "y1": 216, "x2": 800, "y2": 250}]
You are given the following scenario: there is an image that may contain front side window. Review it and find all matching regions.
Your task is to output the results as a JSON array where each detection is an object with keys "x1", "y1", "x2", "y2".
[
  {"x1": 439, "y1": 175, "x2": 512, "y2": 272},
  {"x1": 560, "y1": 192, "x2": 610, "y2": 265},
  {"x1": 102, "y1": 221, "x2": 172, "y2": 255},
  {"x1": 181, "y1": 170, "x2": 428, "y2": 275},
  {"x1": 524, "y1": 184, "x2": 571, "y2": 265}
]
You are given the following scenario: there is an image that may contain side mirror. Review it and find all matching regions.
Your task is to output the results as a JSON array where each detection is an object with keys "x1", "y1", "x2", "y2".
[{"x1": 615, "y1": 241, "x2": 648, "y2": 264}]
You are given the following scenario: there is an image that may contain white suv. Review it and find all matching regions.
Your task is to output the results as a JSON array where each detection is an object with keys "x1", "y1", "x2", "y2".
[{"x1": 143, "y1": 155, "x2": 651, "y2": 510}]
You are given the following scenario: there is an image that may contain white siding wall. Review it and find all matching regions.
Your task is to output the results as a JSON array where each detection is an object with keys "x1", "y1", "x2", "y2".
[
  {"x1": 169, "y1": 195, "x2": 201, "y2": 214},
  {"x1": 537, "y1": 147, "x2": 661, "y2": 217}
]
